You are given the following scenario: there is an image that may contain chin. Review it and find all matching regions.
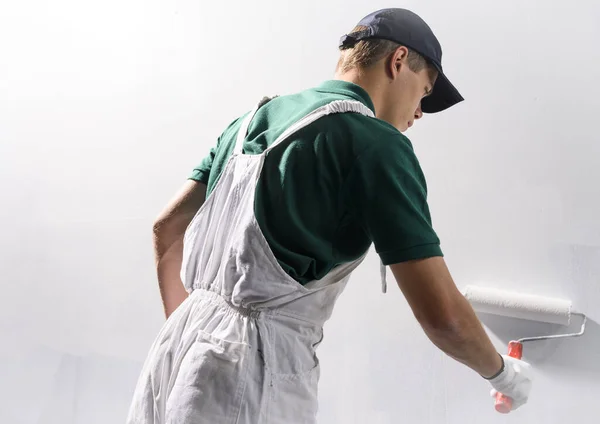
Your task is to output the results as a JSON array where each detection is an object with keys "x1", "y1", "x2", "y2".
[{"x1": 398, "y1": 120, "x2": 412, "y2": 133}]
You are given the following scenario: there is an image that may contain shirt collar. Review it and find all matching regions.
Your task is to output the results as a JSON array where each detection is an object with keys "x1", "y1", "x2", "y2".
[{"x1": 315, "y1": 80, "x2": 376, "y2": 114}]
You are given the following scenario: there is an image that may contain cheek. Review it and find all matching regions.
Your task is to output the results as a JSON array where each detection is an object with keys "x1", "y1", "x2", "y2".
[
  {"x1": 405, "y1": 92, "x2": 421, "y2": 118},
  {"x1": 395, "y1": 78, "x2": 422, "y2": 120},
  {"x1": 412, "y1": 76, "x2": 427, "y2": 105},
  {"x1": 400, "y1": 81, "x2": 421, "y2": 118},
  {"x1": 412, "y1": 85, "x2": 423, "y2": 110}
]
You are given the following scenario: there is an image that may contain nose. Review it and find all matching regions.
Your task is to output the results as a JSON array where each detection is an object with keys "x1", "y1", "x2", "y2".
[{"x1": 414, "y1": 104, "x2": 423, "y2": 120}]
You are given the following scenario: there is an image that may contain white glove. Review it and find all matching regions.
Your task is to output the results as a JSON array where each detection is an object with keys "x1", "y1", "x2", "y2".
[{"x1": 487, "y1": 355, "x2": 533, "y2": 411}]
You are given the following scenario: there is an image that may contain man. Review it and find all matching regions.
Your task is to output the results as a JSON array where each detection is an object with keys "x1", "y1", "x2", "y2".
[{"x1": 127, "y1": 8, "x2": 533, "y2": 423}]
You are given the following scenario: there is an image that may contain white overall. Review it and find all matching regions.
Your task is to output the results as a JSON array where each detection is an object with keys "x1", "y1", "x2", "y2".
[{"x1": 126, "y1": 98, "x2": 384, "y2": 424}]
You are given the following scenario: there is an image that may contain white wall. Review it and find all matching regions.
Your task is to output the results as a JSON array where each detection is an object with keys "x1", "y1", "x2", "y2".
[{"x1": 1, "y1": 1, "x2": 599, "y2": 422}]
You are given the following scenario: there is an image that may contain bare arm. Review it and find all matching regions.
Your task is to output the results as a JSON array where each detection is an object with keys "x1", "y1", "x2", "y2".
[
  {"x1": 389, "y1": 257, "x2": 503, "y2": 378},
  {"x1": 153, "y1": 180, "x2": 207, "y2": 319}
]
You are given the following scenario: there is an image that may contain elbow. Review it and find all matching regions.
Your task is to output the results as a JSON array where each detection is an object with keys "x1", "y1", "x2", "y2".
[
  {"x1": 152, "y1": 214, "x2": 188, "y2": 251},
  {"x1": 152, "y1": 211, "x2": 178, "y2": 237},
  {"x1": 413, "y1": 301, "x2": 466, "y2": 339},
  {"x1": 152, "y1": 216, "x2": 176, "y2": 250},
  {"x1": 416, "y1": 311, "x2": 460, "y2": 335},
  {"x1": 152, "y1": 208, "x2": 192, "y2": 238},
  {"x1": 152, "y1": 217, "x2": 167, "y2": 236},
  {"x1": 412, "y1": 287, "x2": 473, "y2": 339},
  {"x1": 423, "y1": 319, "x2": 464, "y2": 343},
  {"x1": 152, "y1": 217, "x2": 180, "y2": 261}
]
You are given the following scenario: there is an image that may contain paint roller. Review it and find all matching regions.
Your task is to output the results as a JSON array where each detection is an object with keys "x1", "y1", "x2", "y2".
[{"x1": 462, "y1": 285, "x2": 587, "y2": 414}]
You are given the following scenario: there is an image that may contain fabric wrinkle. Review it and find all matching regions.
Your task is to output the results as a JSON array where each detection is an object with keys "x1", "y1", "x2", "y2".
[{"x1": 127, "y1": 98, "x2": 377, "y2": 424}]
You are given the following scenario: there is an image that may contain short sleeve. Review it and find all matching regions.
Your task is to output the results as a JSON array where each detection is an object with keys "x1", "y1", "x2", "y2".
[
  {"x1": 344, "y1": 137, "x2": 443, "y2": 265},
  {"x1": 188, "y1": 115, "x2": 246, "y2": 184},
  {"x1": 189, "y1": 143, "x2": 218, "y2": 184}
]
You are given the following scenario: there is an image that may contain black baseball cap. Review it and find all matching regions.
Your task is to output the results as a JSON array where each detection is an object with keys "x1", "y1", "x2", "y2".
[{"x1": 339, "y1": 8, "x2": 463, "y2": 113}]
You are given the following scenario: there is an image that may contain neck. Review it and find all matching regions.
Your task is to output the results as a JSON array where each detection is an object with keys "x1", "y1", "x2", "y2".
[{"x1": 334, "y1": 68, "x2": 388, "y2": 118}]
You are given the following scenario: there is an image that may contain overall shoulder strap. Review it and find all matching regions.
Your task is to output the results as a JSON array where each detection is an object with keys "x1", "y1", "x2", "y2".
[
  {"x1": 264, "y1": 99, "x2": 374, "y2": 155},
  {"x1": 233, "y1": 98, "x2": 386, "y2": 292},
  {"x1": 258, "y1": 99, "x2": 386, "y2": 292}
]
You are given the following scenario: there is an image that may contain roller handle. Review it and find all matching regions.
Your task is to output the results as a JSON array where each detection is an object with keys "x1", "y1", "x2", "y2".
[{"x1": 495, "y1": 341, "x2": 523, "y2": 414}]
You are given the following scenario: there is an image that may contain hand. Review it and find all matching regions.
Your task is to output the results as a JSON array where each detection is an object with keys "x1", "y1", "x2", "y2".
[{"x1": 488, "y1": 355, "x2": 533, "y2": 411}]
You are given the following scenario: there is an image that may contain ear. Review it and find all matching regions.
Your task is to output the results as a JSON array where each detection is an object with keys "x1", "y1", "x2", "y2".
[{"x1": 387, "y1": 46, "x2": 409, "y2": 79}]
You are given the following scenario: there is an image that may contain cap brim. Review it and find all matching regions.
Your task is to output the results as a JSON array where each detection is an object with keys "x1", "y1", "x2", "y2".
[{"x1": 420, "y1": 71, "x2": 464, "y2": 113}]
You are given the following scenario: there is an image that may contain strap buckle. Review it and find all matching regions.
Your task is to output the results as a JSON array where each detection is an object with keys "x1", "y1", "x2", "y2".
[{"x1": 338, "y1": 29, "x2": 372, "y2": 49}]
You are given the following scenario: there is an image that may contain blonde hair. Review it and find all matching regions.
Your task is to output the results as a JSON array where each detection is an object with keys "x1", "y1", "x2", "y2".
[{"x1": 336, "y1": 25, "x2": 433, "y2": 78}]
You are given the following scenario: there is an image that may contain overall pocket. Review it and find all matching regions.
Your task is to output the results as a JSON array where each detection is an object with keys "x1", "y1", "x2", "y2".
[
  {"x1": 267, "y1": 359, "x2": 321, "y2": 424},
  {"x1": 166, "y1": 329, "x2": 251, "y2": 424}
]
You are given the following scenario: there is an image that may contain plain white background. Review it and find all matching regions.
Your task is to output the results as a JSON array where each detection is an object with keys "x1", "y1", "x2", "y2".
[{"x1": 1, "y1": 1, "x2": 599, "y2": 422}]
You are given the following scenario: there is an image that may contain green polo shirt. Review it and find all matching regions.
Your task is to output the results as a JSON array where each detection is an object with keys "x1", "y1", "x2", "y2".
[{"x1": 189, "y1": 80, "x2": 442, "y2": 285}]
